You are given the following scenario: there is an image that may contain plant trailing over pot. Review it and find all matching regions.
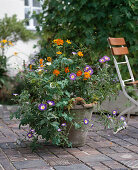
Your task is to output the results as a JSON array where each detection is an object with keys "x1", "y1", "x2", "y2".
[{"x1": 11, "y1": 39, "x2": 123, "y2": 151}]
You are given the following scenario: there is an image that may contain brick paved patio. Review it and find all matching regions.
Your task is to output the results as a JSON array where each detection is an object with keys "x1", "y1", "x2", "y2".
[{"x1": 0, "y1": 105, "x2": 138, "y2": 170}]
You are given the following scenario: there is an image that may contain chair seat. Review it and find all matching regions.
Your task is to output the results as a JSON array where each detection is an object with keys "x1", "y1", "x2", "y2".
[{"x1": 126, "y1": 80, "x2": 138, "y2": 85}]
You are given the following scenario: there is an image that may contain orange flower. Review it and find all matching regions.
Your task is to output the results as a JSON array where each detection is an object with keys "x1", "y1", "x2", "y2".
[
  {"x1": 56, "y1": 51, "x2": 62, "y2": 55},
  {"x1": 47, "y1": 57, "x2": 52, "y2": 62},
  {"x1": 77, "y1": 51, "x2": 83, "y2": 57},
  {"x1": 76, "y1": 70, "x2": 82, "y2": 76},
  {"x1": 65, "y1": 67, "x2": 69, "y2": 73},
  {"x1": 53, "y1": 69, "x2": 60, "y2": 76},
  {"x1": 39, "y1": 59, "x2": 43, "y2": 64},
  {"x1": 84, "y1": 72, "x2": 91, "y2": 79},
  {"x1": 30, "y1": 65, "x2": 32, "y2": 70},
  {"x1": 40, "y1": 64, "x2": 43, "y2": 67},
  {"x1": 53, "y1": 39, "x2": 64, "y2": 45}
]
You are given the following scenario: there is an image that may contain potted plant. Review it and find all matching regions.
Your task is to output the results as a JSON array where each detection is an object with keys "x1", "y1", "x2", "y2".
[{"x1": 11, "y1": 38, "x2": 122, "y2": 150}]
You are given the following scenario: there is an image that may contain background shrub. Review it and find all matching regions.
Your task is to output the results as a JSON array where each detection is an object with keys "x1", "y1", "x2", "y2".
[{"x1": 35, "y1": 0, "x2": 138, "y2": 79}]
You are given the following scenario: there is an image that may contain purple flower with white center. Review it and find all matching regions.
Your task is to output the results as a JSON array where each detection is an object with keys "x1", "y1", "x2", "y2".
[
  {"x1": 38, "y1": 104, "x2": 47, "y2": 111},
  {"x1": 47, "y1": 101, "x2": 55, "y2": 106},
  {"x1": 84, "y1": 65, "x2": 91, "y2": 72},
  {"x1": 99, "y1": 58, "x2": 106, "y2": 63},
  {"x1": 72, "y1": 52, "x2": 77, "y2": 55},
  {"x1": 108, "y1": 115, "x2": 112, "y2": 119},
  {"x1": 120, "y1": 116, "x2": 125, "y2": 121},
  {"x1": 57, "y1": 128, "x2": 61, "y2": 132},
  {"x1": 30, "y1": 129, "x2": 35, "y2": 133},
  {"x1": 13, "y1": 93, "x2": 18, "y2": 96},
  {"x1": 69, "y1": 73, "x2": 76, "y2": 80},
  {"x1": 112, "y1": 110, "x2": 117, "y2": 116},
  {"x1": 27, "y1": 132, "x2": 33, "y2": 138},
  {"x1": 91, "y1": 124, "x2": 94, "y2": 128},
  {"x1": 87, "y1": 68, "x2": 94, "y2": 75},
  {"x1": 103, "y1": 56, "x2": 110, "y2": 61},
  {"x1": 61, "y1": 123, "x2": 66, "y2": 127},
  {"x1": 83, "y1": 118, "x2": 89, "y2": 125}
]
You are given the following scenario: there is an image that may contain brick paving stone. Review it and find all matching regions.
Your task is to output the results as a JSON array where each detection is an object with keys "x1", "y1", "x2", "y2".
[
  {"x1": 46, "y1": 157, "x2": 82, "y2": 166},
  {"x1": 91, "y1": 165, "x2": 110, "y2": 170},
  {"x1": 86, "y1": 162, "x2": 110, "y2": 169},
  {"x1": 110, "y1": 146, "x2": 131, "y2": 153},
  {"x1": 124, "y1": 145, "x2": 138, "y2": 153},
  {"x1": 1, "y1": 142, "x2": 11, "y2": 149},
  {"x1": 90, "y1": 136, "x2": 107, "y2": 142},
  {"x1": 124, "y1": 138, "x2": 138, "y2": 146},
  {"x1": 0, "y1": 163, "x2": 5, "y2": 170},
  {"x1": 86, "y1": 161, "x2": 106, "y2": 167},
  {"x1": 0, "y1": 158, "x2": 16, "y2": 170},
  {"x1": 120, "y1": 159, "x2": 138, "y2": 169},
  {"x1": 12, "y1": 159, "x2": 50, "y2": 169},
  {"x1": 97, "y1": 147, "x2": 117, "y2": 154},
  {"x1": 76, "y1": 154, "x2": 112, "y2": 163},
  {"x1": 54, "y1": 164, "x2": 91, "y2": 170},
  {"x1": 95, "y1": 140, "x2": 116, "y2": 147},
  {"x1": 0, "y1": 149, "x2": 16, "y2": 170},
  {"x1": 109, "y1": 138, "x2": 132, "y2": 147},
  {"x1": 106, "y1": 152, "x2": 138, "y2": 162},
  {"x1": 79, "y1": 149, "x2": 101, "y2": 155},
  {"x1": 102, "y1": 160, "x2": 129, "y2": 169},
  {"x1": 22, "y1": 153, "x2": 41, "y2": 160},
  {"x1": 20, "y1": 168, "x2": 54, "y2": 170}
]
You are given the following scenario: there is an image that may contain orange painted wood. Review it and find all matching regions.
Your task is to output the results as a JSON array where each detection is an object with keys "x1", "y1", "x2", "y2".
[
  {"x1": 111, "y1": 47, "x2": 129, "y2": 55},
  {"x1": 108, "y1": 37, "x2": 126, "y2": 45},
  {"x1": 126, "y1": 80, "x2": 138, "y2": 85}
]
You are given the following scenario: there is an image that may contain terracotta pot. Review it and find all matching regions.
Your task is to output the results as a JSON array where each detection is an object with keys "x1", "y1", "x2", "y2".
[{"x1": 67, "y1": 103, "x2": 94, "y2": 147}]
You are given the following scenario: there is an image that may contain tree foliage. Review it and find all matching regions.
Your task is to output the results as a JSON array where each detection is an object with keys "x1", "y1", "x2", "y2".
[
  {"x1": 0, "y1": 14, "x2": 35, "y2": 42},
  {"x1": 36, "y1": 0, "x2": 138, "y2": 78}
]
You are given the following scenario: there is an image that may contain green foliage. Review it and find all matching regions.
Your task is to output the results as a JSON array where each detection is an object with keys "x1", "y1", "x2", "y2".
[
  {"x1": 36, "y1": 0, "x2": 138, "y2": 78},
  {"x1": 11, "y1": 39, "x2": 120, "y2": 150},
  {"x1": 0, "y1": 14, "x2": 35, "y2": 42}
]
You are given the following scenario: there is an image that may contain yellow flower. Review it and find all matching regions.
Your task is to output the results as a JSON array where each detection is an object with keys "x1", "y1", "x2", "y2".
[
  {"x1": 56, "y1": 51, "x2": 62, "y2": 55},
  {"x1": 77, "y1": 51, "x2": 83, "y2": 57},
  {"x1": 8, "y1": 41, "x2": 13, "y2": 46},
  {"x1": 47, "y1": 57, "x2": 52, "y2": 62},
  {"x1": 14, "y1": 52, "x2": 18, "y2": 56},
  {"x1": 53, "y1": 39, "x2": 57, "y2": 43},
  {"x1": 2, "y1": 40, "x2": 7, "y2": 43},
  {"x1": 66, "y1": 39, "x2": 71, "y2": 44}
]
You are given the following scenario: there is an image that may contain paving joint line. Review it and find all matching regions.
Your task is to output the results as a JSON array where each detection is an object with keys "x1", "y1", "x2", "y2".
[
  {"x1": 0, "y1": 148, "x2": 17, "y2": 170},
  {"x1": 92, "y1": 133, "x2": 134, "y2": 170},
  {"x1": 65, "y1": 147, "x2": 94, "y2": 170}
]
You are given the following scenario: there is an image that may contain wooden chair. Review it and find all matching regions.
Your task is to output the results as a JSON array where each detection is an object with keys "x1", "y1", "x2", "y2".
[{"x1": 108, "y1": 37, "x2": 138, "y2": 123}]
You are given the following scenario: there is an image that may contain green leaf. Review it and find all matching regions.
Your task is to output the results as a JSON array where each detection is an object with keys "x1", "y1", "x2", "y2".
[{"x1": 50, "y1": 121, "x2": 59, "y2": 129}]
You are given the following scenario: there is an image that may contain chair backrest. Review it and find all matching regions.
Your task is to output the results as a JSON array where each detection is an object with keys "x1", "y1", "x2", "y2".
[{"x1": 108, "y1": 37, "x2": 135, "y2": 87}]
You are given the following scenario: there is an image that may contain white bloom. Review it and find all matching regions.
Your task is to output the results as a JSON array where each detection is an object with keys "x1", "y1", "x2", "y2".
[
  {"x1": 50, "y1": 83, "x2": 56, "y2": 88},
  {"x1": 46, "y1": 62, "x2": 51, "y2": 66}
]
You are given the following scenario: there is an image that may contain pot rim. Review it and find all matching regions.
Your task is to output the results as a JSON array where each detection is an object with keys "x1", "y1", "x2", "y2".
[{"x1": 70, "y1": 103, "x2": 96, "y2": 110}]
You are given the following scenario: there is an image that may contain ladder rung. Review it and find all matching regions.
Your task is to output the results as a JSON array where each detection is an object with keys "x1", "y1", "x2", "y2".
[
  {"x1": 124, "y1": 79, "x2": 133, "y2": 82},
  {"x1": 117, "y1": 62, "x2": 127, "y2": 64}
]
